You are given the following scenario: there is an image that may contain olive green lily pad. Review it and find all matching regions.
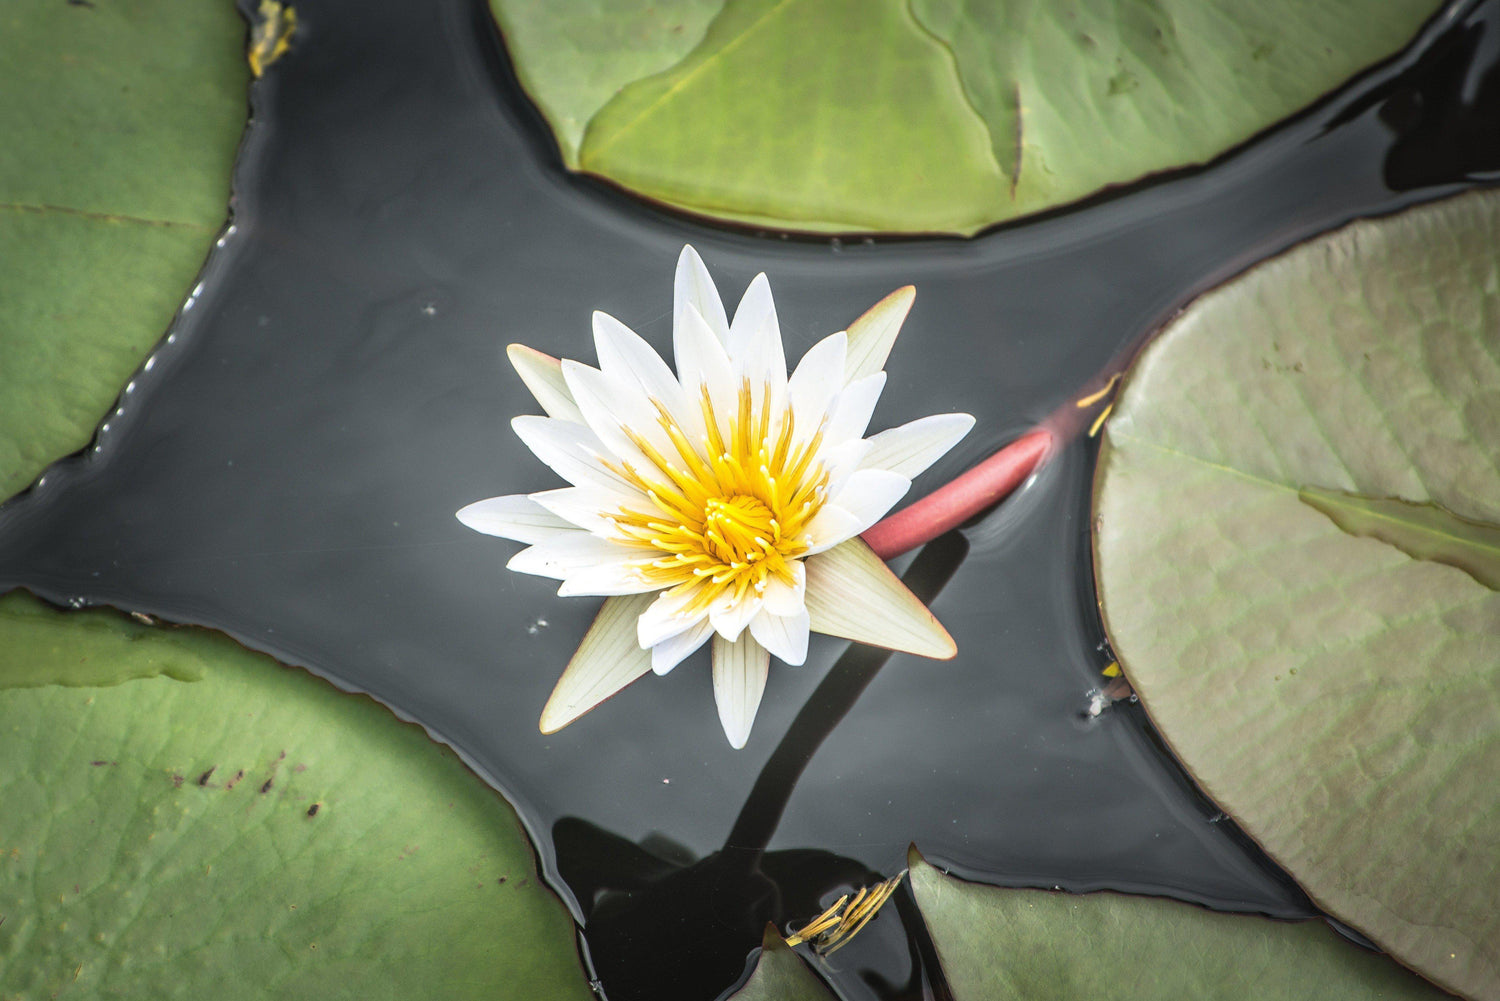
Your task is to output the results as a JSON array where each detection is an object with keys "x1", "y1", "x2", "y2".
[
  {"x1": 726, "y1": 926, "x2": 837, "y2": 1001},
  {"x1": 491, "y1": 0, "x2": 1441, "y2": 234},
  {"x1": 908, "y1": 850, "x2": 1450, "y2": 1000},
  {"x1": 0, "y1": 0, "x2": 247, "y2": 499},
  {"x1": 0, "y1": 591, "x2": 593, "y2": 999},
  {"x1": 1093, "y1": 188, "x2": 1500, "y2": 1000}
]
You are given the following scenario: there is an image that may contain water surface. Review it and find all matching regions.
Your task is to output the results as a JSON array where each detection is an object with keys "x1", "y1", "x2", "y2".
[{"x1": 2, "y1": 0, "x2": 1496, "y2": 996}]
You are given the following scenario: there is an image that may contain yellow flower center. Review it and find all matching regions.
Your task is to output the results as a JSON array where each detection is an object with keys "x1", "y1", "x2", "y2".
[{"x1": 605, "y1": 378, "x2": 829, "y2": 616}]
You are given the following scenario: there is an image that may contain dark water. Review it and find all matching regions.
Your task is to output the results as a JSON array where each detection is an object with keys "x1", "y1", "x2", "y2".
[{"x1": 4, "y1": 0, "x2": 1498, "y2": 996}]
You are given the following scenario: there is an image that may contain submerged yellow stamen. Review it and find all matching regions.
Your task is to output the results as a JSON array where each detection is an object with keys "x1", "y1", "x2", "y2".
[{"x1": 784, "y1": 872, "x2": 907, "y2": 954}]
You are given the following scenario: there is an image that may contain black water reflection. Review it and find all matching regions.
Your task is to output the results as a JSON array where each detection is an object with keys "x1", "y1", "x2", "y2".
[
  {"x1": 1322, "y1": 0, "x2": 1500, "y2": 187},
  {"x1": 0, "y1": 0, "x2": 1495, "y2": 997}
]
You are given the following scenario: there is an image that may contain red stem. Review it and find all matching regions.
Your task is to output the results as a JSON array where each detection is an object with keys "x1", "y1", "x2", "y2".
[{"x1": 861, "y1": 429, "x2": 1053, "y2": 560}]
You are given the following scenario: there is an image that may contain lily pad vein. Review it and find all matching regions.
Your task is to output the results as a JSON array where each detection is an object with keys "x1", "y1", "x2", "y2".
[
  {"x1": 0, "y1": 201, "x2": 215, "y2": 232},
  {"x1": 582, "y1": 0, "x2": 798, "y2": 161}
]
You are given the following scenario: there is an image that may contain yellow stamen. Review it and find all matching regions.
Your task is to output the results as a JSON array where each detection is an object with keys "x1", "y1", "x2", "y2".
[
  {"x1": 784, "y1": 872, "x2": 906, "y2": 954},
  {"x1": 1088, "y1": 402, "x2": 1114, "y2": 437},
  {"x1": 1075, "y1": 372, "x2": 1121, "y2": 408},
  {"x1": 599, "y1": 385, "x2": 830, "y2": 613}
]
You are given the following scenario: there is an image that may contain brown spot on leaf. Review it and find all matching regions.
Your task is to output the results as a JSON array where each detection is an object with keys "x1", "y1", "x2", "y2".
[
  {"x1": 260, "y1": 778, "x2": 274, "y2": 794},
  {"x1": 90, "y1": 760, "x2": 114, "y2": 767},
  {"x1": 306, "y1": 803, "x2": 320, "y2": 817},
  {"x1": 225, "y1": 769, "x2": 245, "y2": 790},
  {"x1": 170, "y1": 773, "x2": 184, "y2": 788},
  {"x1": 197, "y1": 767, "x2": 216, "y2": 786}
]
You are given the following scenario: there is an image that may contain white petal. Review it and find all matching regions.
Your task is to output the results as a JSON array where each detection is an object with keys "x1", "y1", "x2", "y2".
[
  {"x1": 804, "y1": 538, "x2": 955, "y2": 659},
  {"x1": 727, "y1": 273, "x2": 787, "y2": 397},
  {"x1": 815, "y1": 437, "x2": 873, "y2": 497},
  {"x1": 844, "y1": 286, "x2": 914, "y2": 384},
  {"x1": 529, "y1": 486, "x2": 624, "y2": 536},
  {"x1": 749, "y1": 607, "x2": 810, "y2": 666},
  {"x1": 539, "y1": 593, "x2": 655, "y2": 733},
  {"x1": 557, "y1": 562, "x2": 661, "y2": 597},
  {"x1": 638, "y1": 585, "x2": 703, "y2": 648},
  {"x1": 787, "y1": 331, "x2": 846, "y2": 447},
  {"x1": 673, "y1": 303, "x2": 737, "y2": 442},
  {"x1": 455, "y1": 494, "x2": 578, "y2": 543},
  {"x1": 507, "y1": 532, "x2": 635, "y2": 580},
  {"x1": 824, "y1": 372, "x2": 887, "y2": 446},
  {"x1": 860, "y1": 413, "x2": 975, "y2": 478},
  {"x1": 761, "y1": 562, "x2": 806, "y2": 617},
  {"x1": 804, "y1": 468, "x2": 911, "y2": 552},
  {"x1": 592, "y1": 311, "x2": 705, "y2": 442},
  {"x1": 651, "y1": 616, "x2": 714, "y2": 676},
  {"x1": 709, "y1": 587, "x2": 763, "y2": 643},
  {"x1": 511, "y1": 415, "x2": 640, "y2": 500},
  {"x1": 674, "y1": 245, "x2": 729, "y2": 343},
  {"x1": 560, "y1": 359, "x2": 668, "y2": 470},
  {"x1": 712, "y1": 633, "x2": 770, "y2": 749},
  {"x1": 507, "y1": 344, "x2": 584, "y2": 424}
]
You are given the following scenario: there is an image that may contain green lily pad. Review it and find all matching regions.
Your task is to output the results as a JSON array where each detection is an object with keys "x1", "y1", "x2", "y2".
[
  {"x1": 491, "y1": 0, "x2": 1442, "y2": 234},
  {"x1": 1093, "y1": 188, "x2": 1500, "y2": 1000},
  {"x1": 908, "y1": 850, "x2": 1450, "y2": 999},
  {"x1": 0, "y1": 591, "x2": 592, "y2": 999},
  {"x1": 726, "y1": 926, "x2": 837, "y2": 1001},
  {"x1": 0, "y1": 0, "x2": 247, "y2": 498},
  {"x1": 488, "y1": 0, "x2": 722, "y2": 165}
]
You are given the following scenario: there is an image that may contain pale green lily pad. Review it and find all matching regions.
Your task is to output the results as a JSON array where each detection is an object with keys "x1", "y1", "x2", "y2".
[
  {"x1": 908, "y1": 850, "x2": 1450, "y2": 1000},
  {"x1": 0, "y1": 591, "x2": 593, "y2": 999},
  {"x1": 492, "y1": 0, "x2": 1441, "y2": 234},
  {"x1": 1094, "y1": 188, "x2": 1500, "y2": 1000},
  {"x1": 726, "y1": 926, "x2": 837, "y2": 1001},
  {"x1": 0, "y1": 0, "x2": 247, "y2": 499}
]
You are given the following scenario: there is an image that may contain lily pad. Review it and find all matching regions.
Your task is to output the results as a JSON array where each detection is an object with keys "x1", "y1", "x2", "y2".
[
  {"x1": 1093, "y1": 188, "x2": 1500, "y2": 999},
  {"x1": 0, "y1": 0, "x2": 247, "y2": 498},
  {"x1": 0, "y1": 591, "x2": 592, "y2": 999},
  {"x1": 492, "y1": 0, "x2": 1442, "y2": 234},
  {"x1": 725, "y1": 927, "x2": 837, "y2": 1001},
  {"x1": 908, "y1": 850, "x2": 1450, "y2": 1000},
  {"x1": 487, "y1": 0, "x2": 723, "y2": 165}
]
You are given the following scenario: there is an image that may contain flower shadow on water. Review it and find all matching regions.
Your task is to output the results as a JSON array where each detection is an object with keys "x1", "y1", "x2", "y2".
[{"x1": 554, "y1": 532, "x2": 970, "y2": 1001}]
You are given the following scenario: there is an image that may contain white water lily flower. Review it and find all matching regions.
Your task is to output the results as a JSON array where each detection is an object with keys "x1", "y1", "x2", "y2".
[{"x1": 457, "y1": 246, "x2": 974, "y2": 748}]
